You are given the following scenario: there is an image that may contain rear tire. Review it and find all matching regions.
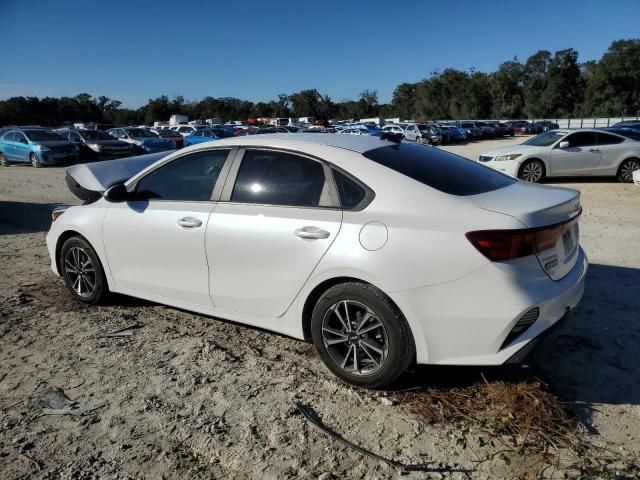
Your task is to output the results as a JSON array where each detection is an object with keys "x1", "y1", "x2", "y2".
[
  {"x1": 518, "y1": 159, "x2": 545, "y2": 183},
  {"x1": 60, "y1": 236, "x2": 109, "y2": 305},
  {"x1": 617, "y1": 158, "x2": 640, "y2": 183},
  {"x1": 311, "y1": 282, "x2": 415, "y2": 389},
  {"x1": 0, "y1": 152, "x2": 8, "y2": 166},
  {"x1": 30, "y1": 153, "x2": 42, "y2": 168}
]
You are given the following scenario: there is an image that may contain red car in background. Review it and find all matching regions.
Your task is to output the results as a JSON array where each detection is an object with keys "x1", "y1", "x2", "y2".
[{"x1": 153, "y1": 128, "x2": 184, "y2": 148}]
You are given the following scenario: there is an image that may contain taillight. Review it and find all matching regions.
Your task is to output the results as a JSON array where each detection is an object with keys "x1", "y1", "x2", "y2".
[{"x1": 466, "y1": 215, "x2": 579, "y2": 262}]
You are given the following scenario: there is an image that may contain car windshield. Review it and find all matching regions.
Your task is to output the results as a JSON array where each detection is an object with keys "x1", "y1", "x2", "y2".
[
  {"x1": 461, "y1": 122, "x2": 474, "y2": 128},
  {"x1": 24, "y1": 130, "x2": 66, "y2": 141},
  {"x1": 363, "y1": 143, "x2": 515, "y2": 196},
  {"x1": 127, "y1": 129, "x2": 157, "y2": 138},
  {"x1": 522, "y1": 131, "x2": 566, "y2": 146},
  {"x1": 417, "y1": 125, "x2": 430, "y2": 131},
  {"x1": 81, "y1": 130, "x2": 113, "y2": 141}
]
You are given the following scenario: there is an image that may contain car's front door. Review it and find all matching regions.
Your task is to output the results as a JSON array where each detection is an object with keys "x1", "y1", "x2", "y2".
[
  {"x1": 550, "y1": 131, "x2": 601, "y2": 175},
  {"x1": 206, "y1": 148, "x2": 342, "y2": 318},
  {"x1": 102, "y1": 148, "x2": 233, "y2": 306}
]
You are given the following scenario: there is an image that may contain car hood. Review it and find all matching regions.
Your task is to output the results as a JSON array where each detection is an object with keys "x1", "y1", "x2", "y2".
[
  {"x1": 480, "y1": 144, "x2": 537, "y2": 156},
  {"x1": 64, "y1": 152, "x2": 167, "y2": 201}
]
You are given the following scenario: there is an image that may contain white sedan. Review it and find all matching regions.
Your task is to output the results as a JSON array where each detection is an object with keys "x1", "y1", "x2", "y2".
[
  {"x1": 479, "y1": 128, "x2": 640, "y2": 183},
  {"x1": 47, "y1": 134, "x2": 587, "y2": 387}
]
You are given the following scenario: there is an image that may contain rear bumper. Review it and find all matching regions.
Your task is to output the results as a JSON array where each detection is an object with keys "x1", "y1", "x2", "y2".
[{"x1": 391, "y1": 247, "x2": 587, "y2": 365}]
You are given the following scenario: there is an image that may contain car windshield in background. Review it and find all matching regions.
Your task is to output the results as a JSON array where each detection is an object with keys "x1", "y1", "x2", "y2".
[
  {"x1": 81, "y1": 130, "x2": 113, "y2": 141},
  {"x1": 607, "y1": 129, "x2": 640, "y2": 141},
  {"x1": 128, "y1": 129, "x2": 157, "y2": 138},
  {"x1": 24, "y1": 130, "x2": 66, "y2": 141},
  {"x1": 460, "y1": 122, "x2": 474, "y2": 128},
  {"x1": 522, "y1": 131, "x2": 566, "y2": 146},
  {"x1": 363, "y1": 143, "x2": 515, "y2": 196}
]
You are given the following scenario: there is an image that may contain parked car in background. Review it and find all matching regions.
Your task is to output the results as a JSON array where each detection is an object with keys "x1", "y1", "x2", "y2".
[
  {"x1": 604, "y1": 127, "x2": 640, "y2": 141},
  {"x1": 479, "y1": 128, "x2": 640, "y2": 183},
  {"x1": 152, "y1": 129, "x2": 184, "y2": 149},
  {"x1": 50, "y1": 134, "x2": 587, "y2": 388},
  {"x1": 457, "y1": 121, "x2": 483, "y2": 139},
  {"x1": 0, "y1": 128, "x2": 79, "y2": 167},
  {"x1": 183, "y1": 129, "x2": 223, "y2": 147},
  {"x1": 507, "y1": 121, "x2": 539, "y2": 135},
  {"x1": 275, "y1": 126, "x2": 301, "y2": 133},
  {"x1": 403, "y1": 124, "x2": 435, "y2": 143},
  {"x1": 381, "y1": 124, "x2": 406, "y2": 138},
  {"x1": 107, "y1": 128, "x2": 175, "y2": 154},
  {"x1": 536, "y1": 121, "x2": 560, "y2": 132},
  {"x1": 172, "y1": 125, "x2": 208, "y2": 137},
  {"x1": 475, "y1": 121, "x2": 497, "y2": 138},
  {"x1": 57, "y1": 129, "x2": 134, "y2": 160},
  {"x1": 439, "y1": 124, "x2": 468, "y2": 143},
  {"x1": 612, "y1": 120, "x2": 640, "y2": 131},
  {"x1": 339, "y1": 125, "x2": 383, "y2": 136}
]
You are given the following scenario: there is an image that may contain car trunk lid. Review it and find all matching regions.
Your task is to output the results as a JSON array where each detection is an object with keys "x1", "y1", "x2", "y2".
[{"x1": 466, "y1": 182, "x2": 581, "y2": 280}]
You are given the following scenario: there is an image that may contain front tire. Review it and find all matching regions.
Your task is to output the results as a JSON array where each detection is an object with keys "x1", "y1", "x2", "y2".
[
  {"x1": 60, "y1": 236, "x2": 108, "y2": 304},
  {"x1": 30, "y1": 153, "x2": 42, "y2": 168},
  {"x1": 0, "y1": 152, "x2": 8, "y2": 166},
  {"x1": 518, "y1": 159, "x2": 545, "y2": 183},
  {"x1": 311, "y1": 282, "x2": 415, "y2": 388},
  {"x1": 617, "y1": 158, "x2": 640, "y2": 183}
]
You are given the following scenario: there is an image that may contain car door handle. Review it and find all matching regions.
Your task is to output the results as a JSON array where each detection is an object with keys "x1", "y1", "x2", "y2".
[
  {"x1": 294, "y1": 226, "x2": 330, "y2": 240},
  {"x1": 177, "y1": 217, "x2": 202, "y2": 228}
]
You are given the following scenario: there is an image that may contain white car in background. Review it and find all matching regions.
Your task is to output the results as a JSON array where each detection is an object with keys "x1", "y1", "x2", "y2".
[
  {"x1": 46, "y1": 134, "x2": 586, "y2": 388},
  {"x1": 381, "y1": 124, "x2": 406, "y2": 137},
  {"x1": 172, "y1": 125, "x2": 208, "y2": 137},
  {"x1": 479, "y1": 128, "x2": 640, "y2": 183}
]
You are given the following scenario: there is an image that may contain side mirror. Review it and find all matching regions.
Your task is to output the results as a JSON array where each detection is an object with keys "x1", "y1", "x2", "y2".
[
  {"x1": 558, "y1": 141, "x2": 570, "y2": 149},
  {"x1": 103, "y1": 183, "x2": 130, "y2": 203}
]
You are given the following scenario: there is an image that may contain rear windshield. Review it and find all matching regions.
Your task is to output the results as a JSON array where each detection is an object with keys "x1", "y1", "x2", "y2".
[{"x1": 362, "y1": 143, "x2": 515, "y2": 196}]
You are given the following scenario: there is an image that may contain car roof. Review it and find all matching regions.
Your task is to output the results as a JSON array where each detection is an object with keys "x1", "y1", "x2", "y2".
[{"x1": 183, "y1": 133, "x2": 397, "y2": 154}]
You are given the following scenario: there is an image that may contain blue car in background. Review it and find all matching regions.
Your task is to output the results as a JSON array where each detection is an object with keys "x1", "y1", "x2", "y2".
[
  {"x1": 0, "y1": 128, "x2": 79, "y2": 167},
  {"x1": 107, "y1": 127, "x2": 175, "y2": 154},
  {"x1": 183, "y1": 128, "x2": 236, "y2": 147}
]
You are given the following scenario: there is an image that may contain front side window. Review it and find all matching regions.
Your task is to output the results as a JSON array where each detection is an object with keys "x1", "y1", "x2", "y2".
[
  {"x1": 564, "y1": 131, "x2": 597, "y2": 148},
  {"x1": 135, "y1": 149, "x2": 230, "y2": 201},
  {"x1": 231, "y1": 150, "x2": 327, "y2": 207}
]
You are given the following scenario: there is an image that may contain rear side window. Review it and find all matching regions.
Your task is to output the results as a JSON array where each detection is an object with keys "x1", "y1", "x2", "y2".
[
  {"x1": 135, "y1": 149, "x2": 230, "y2": 201},
  {"x1": 332, "y1": 169, "x2": 366, "y2": 209},
  {"x1": 597, "y1": 132, "x2": 624, "y2": 145},
  {"x1": 362, "y1": 143, "x2": 515, "y2": 196},
  {"x1": 232, "y1": 150, "x2": 327, "y2": 207}
]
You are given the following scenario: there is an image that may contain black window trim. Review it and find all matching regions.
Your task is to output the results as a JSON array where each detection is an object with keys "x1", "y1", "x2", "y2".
[
  {"x1": 125, "y1": 147, "x2": 238, "y2": 203},
  {"x1": 219, "y1": 147, "x2": 343, "y2": 210}
]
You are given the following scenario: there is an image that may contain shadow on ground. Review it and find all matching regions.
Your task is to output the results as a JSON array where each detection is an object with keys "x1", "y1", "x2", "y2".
[{"x1": 0, "y1": 201, "x2": 65, "y2": 235}]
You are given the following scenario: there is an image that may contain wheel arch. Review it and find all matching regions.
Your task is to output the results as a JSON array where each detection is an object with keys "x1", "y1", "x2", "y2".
[
  {"x1": 55, "y1": 230, "x2": 109, "y2": 287},
  {"x1": 300, "y1": 277, "x2": 418, "y2": 361},
  {"x1": 518, "y1": 157, "x2": 547, "y2": 176}
]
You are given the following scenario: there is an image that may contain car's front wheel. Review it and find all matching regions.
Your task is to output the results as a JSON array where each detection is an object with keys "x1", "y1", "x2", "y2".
[
  {"x1": 311, "y1": 282, "x2": 415, "y2": 388},
  {"x1": 60, "y1": 236, "x2": 109, "y2": 304},
  {"x1": 30, "y1": 153, "x2": 42, "y2": 168},
  {"x1": 617, "y1": 158, "x2": 640, "y2": 183},
  {"x1": 0, "y1": 152, "x2": 8, "y2": 166},
  {"x1": 518, "y1": 159, "x2": 545, "y2": 183}
]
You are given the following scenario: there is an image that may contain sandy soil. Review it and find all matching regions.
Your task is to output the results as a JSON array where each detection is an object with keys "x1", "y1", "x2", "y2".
[{"x1": 1, "y1": 137, "x2": 639, "y2": 479}]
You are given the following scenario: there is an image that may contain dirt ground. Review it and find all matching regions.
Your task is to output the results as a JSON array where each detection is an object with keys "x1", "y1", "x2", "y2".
[{"x1": 1, "y1": 137, "x2": 639, "y2": 479}]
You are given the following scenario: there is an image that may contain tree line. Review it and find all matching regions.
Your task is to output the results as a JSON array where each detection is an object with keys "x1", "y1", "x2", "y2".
[{"x1": 0, "y1": 39, "x2": 638, "y2": 127}]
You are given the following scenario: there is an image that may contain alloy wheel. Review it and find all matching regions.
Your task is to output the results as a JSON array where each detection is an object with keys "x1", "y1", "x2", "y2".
[
  {"x1": 30, "y1": 153, "x2": 41, "y2": 168},
  {"x1": 0, "y1": 153, "x2": 7, "y2": 166},
  {"x1": 620, "y1": 160, "x2": 639, "y2": 182},
  {"x1": 321, "y1": 300, "x2": 389, "y2": 376},
  {"x1": 64, "y1": 247, "x2": 96, "y2": 298},
  {"x1": 521, "y1": 162, "x2": 543, "y2": 182}
]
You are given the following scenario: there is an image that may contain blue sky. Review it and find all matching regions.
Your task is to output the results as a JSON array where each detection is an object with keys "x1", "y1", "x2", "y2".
[{"x1": 1, "y1": 0, "x2": 639, "y2": 107}]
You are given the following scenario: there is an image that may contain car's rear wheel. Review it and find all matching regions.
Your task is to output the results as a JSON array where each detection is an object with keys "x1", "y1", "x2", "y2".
[
  {"x1": 518, "y1": 159, "x2": 545, "y2": 183},
  {"x1": 0, "y1": 152, "x2": 8, "y2": 166},
  {"x1": 60, "y1": 236, "x2": 108, "y2": 304},
  {"x1": 30, "y1": 153, "x2": 42, "y2": 168},
  {"x1": 311, "y1": 282, "x2": 415, "y2": 388},
  {"x1": 617, "y1": 158, "x2": 640, "y2": 183}
]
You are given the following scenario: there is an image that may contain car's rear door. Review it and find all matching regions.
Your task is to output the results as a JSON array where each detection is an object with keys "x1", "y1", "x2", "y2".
[
  {"x1": 550, "y1": 131, "x2": 601, "y2": 175},
  {"x1": 102, "y1": 148, "x2": 234, "y2": 306},
  {"x1": 2, "y1": 132, "x2": 18, "y2": 161},
  {"x1": 206, "y1": 148, "x2": 342, "y2": 318},
  {"x1": 595, "y1": 132, "x2": 626, "y2": 174}
]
